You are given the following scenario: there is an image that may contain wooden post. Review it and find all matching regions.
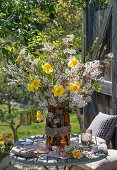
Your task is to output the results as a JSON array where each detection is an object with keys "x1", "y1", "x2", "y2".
[
  {"x1": 91, "y1": 94, "x2": 99, "y2": 116},
  {"x1": 112, "y1": 0, "x2": 117, "y2": 115},
  {"x1": 92, "y1": 2, "x2": 112, "y2": 59},
  {"x1": 83, "y1": 0, "x2": 89, "y2": 63},
  {"x1": 75, "y1": 105, "x2": 83, "y2": 130},
  {"x1": 83, "y1": 0, "x2": 89, "y2": 129}
]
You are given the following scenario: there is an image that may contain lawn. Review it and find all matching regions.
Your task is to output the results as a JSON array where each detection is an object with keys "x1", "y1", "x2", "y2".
[{"x1": 0, "y1": 113, "x2": 82, "y2": 141}]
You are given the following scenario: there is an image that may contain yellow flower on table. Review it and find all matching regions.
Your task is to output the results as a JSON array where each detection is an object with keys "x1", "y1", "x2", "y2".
[
  {"x1": 68, "y1": 57, "x2": 78, "y2": 68},
  {"x1": 52, "y1": 85, "x2": 65, "y2": 97},
  {"x1": 32, "y1": 79, "x2": 40, "y2": 91},
  {"x1": 42, "y1": 63, "x2": 53, "y2": 74},
  {"x1": 36, "y1": 111, "x2": 41, "y2": 122},
  {"x1": 67, "y1": 81, "x2": 82, "y2": 93},
  {"x1": 72, "y1": 149, "x2": 83, "y2": 159}
]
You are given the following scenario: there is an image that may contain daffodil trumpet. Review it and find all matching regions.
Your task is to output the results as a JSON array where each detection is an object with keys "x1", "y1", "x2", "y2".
[
  {"x1": 68, "y1": 57, "x2": 78, "y2": 68},
  {"x1": 67, "y1": 81, "x2": 82, "y2": 94},
  {"x1": 27, "y1": 79, "x2": 40, "y2": 92},
  {"x1": 42, "y1": 63, "x2": 53, "y2": 74},
  {"x1": 52, "y1": 85, "x2": 65, "y2": 97}
]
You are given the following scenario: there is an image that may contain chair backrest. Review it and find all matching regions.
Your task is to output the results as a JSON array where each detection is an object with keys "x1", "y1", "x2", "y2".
[
  {"x1": 114, "y1": 123, "x2": 117, "y2": 149},
  {"x1": 109, "y1": 123, "x2": 117, "y2": 149}
]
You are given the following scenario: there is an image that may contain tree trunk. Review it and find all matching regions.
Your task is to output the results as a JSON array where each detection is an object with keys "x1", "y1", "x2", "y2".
[
  {"x1": 75, "y1": 105, "x2": 83, "y2": 130},
  {"x1": 13, "y1": 129, "x2": 18, "y2": 143},
  {"x1": 10, "y1": 125, "x2": 18, "y2": 143}
]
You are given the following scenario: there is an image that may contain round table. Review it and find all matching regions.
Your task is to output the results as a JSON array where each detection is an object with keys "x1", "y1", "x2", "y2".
[{"x1": 10, "y1": 134, "x2": 108, "y2": 170}]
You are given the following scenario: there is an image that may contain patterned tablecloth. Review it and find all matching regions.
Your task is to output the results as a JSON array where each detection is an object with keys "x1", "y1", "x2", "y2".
[{"x1": 10, "y1": 134, "x2": 108, "y2": 169}]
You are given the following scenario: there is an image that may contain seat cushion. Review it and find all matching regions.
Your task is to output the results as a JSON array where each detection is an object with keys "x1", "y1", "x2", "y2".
[
  {"x1": 86, "y1": 112, "x2": 117, "y2": 145},
  {"x1": 73, "y1": 149, "x2": 117, "y2": 170}
]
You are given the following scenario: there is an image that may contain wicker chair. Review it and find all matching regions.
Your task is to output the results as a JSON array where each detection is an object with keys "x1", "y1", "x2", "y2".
[
  {"x1": 73, "y1": 122, "x2": 117, "y2": 170},
  {"x1": 108, "y1": 123, "x2": 117, "y2": 149}
]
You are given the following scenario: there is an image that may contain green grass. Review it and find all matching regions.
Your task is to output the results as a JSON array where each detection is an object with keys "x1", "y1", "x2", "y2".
[{"x1": 0, "y1": 113, "x2": 82, "y2": 141}]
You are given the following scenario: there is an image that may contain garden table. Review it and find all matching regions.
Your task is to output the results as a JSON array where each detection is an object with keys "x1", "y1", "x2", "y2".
[{"x1": 10, "y1": 134, "x2": 108, "y2": 170}]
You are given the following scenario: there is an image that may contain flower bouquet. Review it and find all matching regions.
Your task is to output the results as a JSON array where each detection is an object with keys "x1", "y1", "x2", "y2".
[{"x1": 3, "y1": 34, "x2": 103, "y2": 148}]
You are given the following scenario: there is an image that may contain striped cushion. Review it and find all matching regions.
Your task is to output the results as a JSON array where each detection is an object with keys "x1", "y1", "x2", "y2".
[{"x1": 86, "y1": 112, "x2": 117, "y2": 145}]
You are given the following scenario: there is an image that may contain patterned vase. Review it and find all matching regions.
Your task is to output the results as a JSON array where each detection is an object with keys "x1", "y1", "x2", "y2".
[{"x1": 45, "y1": 105, "x2": 71, "y2": 149}]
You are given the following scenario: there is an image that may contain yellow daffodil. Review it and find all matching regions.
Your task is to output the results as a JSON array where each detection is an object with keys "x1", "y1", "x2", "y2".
[
  {"x1": 72, "y1": 149, "x2": 83, "y2": 159},
  {"x1": 1, "y1": 146, "x2": 5, "y2": 149},
  {"x1": 0, "y1": 141, "x2": 4, "y2": 145},
  {"x1": 68, "y1": 57, "x2": 78, "y2": 68},
  {"x1": 42, "y1": 63, "x2": 53, "y2": 74},
  {"x1": 32, "y1": 79, "x2": 40, "y2": 91},
  {"x1": 36, "y1": 111, "x2": 41, "y2": 122},
  {"x1": 27, "y1": 79, "x2": 40, "y2": 92},
  {"x1": 77, "y1": 82, "x2": 82, "y2": 92},
  {"x1": 67, "y1": 82, "x2": 82, "y2": 93},
  {"x1": 27, "y1": 83, "x2": 34, "y2": 92},
  {"x1": 52, "y1": 85, "x2": 65, "y2": 97}
]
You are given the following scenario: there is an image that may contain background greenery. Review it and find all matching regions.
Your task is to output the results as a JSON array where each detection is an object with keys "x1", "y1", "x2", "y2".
[{"x1": 0, "y1": 113, "x2": 82, "y2": 140}]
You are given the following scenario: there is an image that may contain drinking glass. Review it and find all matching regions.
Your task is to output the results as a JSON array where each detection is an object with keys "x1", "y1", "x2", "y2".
[
  {"x1": 81, "y1": 133, "x2": 92, "y2": 144},
  {"x1": 37, "y1": 140, "x2": 49, "y2": 154}
]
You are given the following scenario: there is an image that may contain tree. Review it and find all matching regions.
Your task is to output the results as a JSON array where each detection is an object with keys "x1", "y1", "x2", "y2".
[
  {"x1": 0, "y1": 0, "x2": 109, "y2": 59},
  {"x1": 0, "y1": 64, "x2": 33, "y2": 143}
]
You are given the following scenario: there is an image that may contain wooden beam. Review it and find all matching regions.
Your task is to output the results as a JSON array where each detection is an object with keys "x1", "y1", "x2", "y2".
[
  {"x1": 92, "y1": 2, "x2": 112, "y2": 59},
  {"x1": 99, "y1": 80, "x2": 117, "y2": 97},
  {"x1": 112, "y1": 0, "x2": 117, "y2": 115}
]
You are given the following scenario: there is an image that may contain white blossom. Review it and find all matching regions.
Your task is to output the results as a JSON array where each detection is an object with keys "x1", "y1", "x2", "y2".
[
  {"x1": 63, "y1": 34, "x2": 74, "y2": 44},
  {"x1": 63, "y1": 48, "x2": 76, "y2": 54},
  {"x1": 42, "y1": 43, "x2": 55, "y2": 51},
  {"x1": 19, "y1": 48, "x2": 25, "y2": 58},
  {"x1": 2, "y1": 36, "x2": 103, "y2": 110},
  {"x1": 33, "y1": 59, "x2": 39, "y2": 66}
]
